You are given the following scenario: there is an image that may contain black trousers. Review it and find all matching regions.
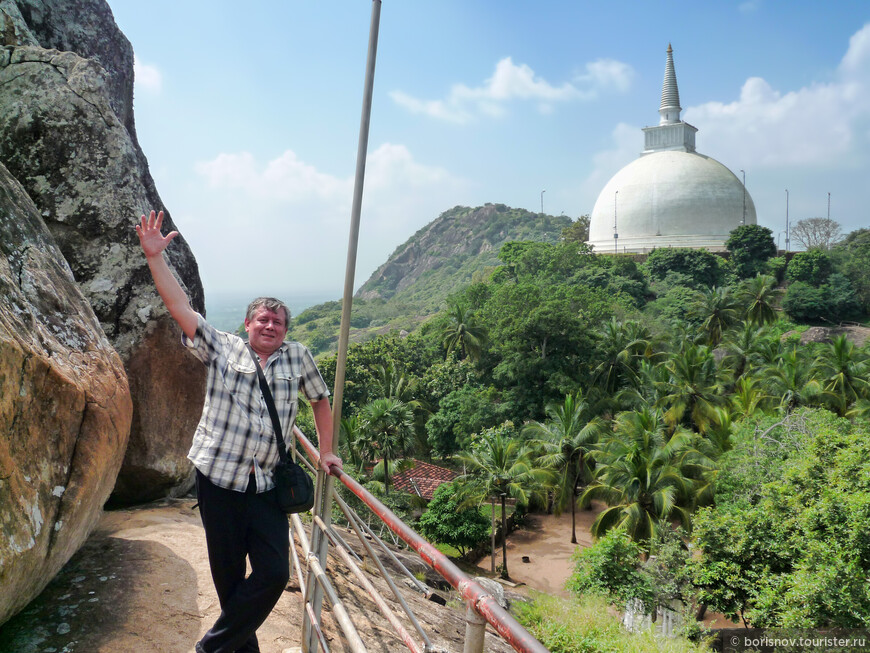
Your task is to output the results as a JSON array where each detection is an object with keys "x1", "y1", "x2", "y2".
[{"x1": 195, "y1": 470, "x2": 290, "y2": 653}]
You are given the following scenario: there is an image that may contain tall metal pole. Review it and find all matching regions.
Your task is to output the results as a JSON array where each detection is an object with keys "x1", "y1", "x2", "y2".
[
  {"x1": 613, "y1": 190, "x2": 618, "y2": 254},
  {"x1": 785, "y1": 189, "x2": 790, "y2": 253},
  {"x1": 540, "y1": 189, "x2": 545, "y2": 215},
  {"x1": 827, "y1": 192, "x2": 831, "y2": 220},
  {"x1": 303, "y1": 2, "x2": 381, "y2": 650},
  {"x1": 740, "y1": 169, "x2": 746, "y2": 225}
]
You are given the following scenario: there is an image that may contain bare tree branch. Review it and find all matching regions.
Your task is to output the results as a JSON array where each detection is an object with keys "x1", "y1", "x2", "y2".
[{"x1": 791, "y1": 217, "x2": 843, "y2": 250}]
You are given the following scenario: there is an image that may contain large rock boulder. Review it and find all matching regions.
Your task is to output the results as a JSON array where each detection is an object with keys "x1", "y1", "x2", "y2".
[
  {"x1": 0, "y1": 0, "x2": 206, "y2": 504},
  {"x1": 0, "y1": 158, "x2": 133, "y2": 625}
]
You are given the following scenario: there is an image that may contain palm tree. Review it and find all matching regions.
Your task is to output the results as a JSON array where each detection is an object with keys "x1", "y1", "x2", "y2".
[
  {"x1": 729, "y1": 375, "x2": 771, "y2": 419},
  {"x1": 339, "y1": 415, "x2": 366, "y2": 473},
  {"x1": 359, "y1": 397, "x2": 415, "y2": 494},
  {"x1": 371, "y1": 362, "x2": 419, "y2": 404},
  {"x1": 847, "y1": 398, "x2": 870, "y2": 422},
  {"x1": 370, "y1": 362, "x2": 431, "y2": 458},
  {"x1": 616, "y1": 358, "x2": 669, "y2": 413},
  {"x1": 456, "y1": 427, "x2": 551, "y2": 578},
  {"x1": 688, "y1": 286, "x2": 740, "y2": 347},
  {"x1": 736, "y1": 274, "x2": 781, "y2": 326},
  {"x1": 524, "y1": 393, "x2": 602, "y2": 544},
  {"x1": 720, "y1": 321, "x2": 770, "y2": 384},
  {"x1": 811, "y1": 335, "x2": 870, "y2": 416},
  {"x1": 590, "y1": 318, "x2": 657, "y2": 397},
  {"x1": 440, "y1": 301, "x2": 488, "y2": 362},
  {"x1": 580, "y1": 407, "x2": 702, "y2": 544},
  {"x1": 763, "y1": 347, "x2": 822, "y2": 414},
  {"x1": 656, "y1": 343, "x2": 725, "y2": 434}
]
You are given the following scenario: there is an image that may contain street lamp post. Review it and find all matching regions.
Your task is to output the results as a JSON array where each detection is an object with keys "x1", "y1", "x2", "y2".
[
  {"x1": 827, "y1": 192, "x2": 831, "y2": 220},
  {"x1": 740, "y1": 169, "x2": 746, "y2": 225},
  {"x1": 785, "y1": 189, "x2": 790, "y2": 253},
  {"x1": 540, "y1": 189, "x2": 546, "y2": 215},
  {"x1": 613, "y1": 190, "x2": 619, "y2": 255}
]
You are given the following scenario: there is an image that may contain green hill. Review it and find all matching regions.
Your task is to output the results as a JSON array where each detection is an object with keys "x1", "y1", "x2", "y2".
[{"x1": 289, "y1": 204, "x2": 572, "y2": 354}]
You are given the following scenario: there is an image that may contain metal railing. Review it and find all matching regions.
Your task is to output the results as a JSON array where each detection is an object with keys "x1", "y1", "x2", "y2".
[
  {"x1": 294, "y1": 426, "x2": 549, "y2": 653},
  {"x1": 292, "y1": 3, "x2": 548, "y2": 651}
]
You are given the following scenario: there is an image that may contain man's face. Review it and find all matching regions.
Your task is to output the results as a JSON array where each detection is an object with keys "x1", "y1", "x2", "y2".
[{"x1": 244, "y1": 307, "x2": 288, "y2": 357}]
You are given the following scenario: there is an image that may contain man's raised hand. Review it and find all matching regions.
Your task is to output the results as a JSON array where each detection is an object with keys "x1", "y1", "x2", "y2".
[{"x1": 135, "y1": 210, "x2": 179, "y2": 259}]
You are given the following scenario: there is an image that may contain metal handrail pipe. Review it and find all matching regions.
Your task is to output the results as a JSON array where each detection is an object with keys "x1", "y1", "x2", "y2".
[
  {"x1": 305, "y1": 602, "x2": 332, "y2": 653},
  {"x1": 291, "y1": 513, "x2": 312, "y2": 556},
  {"x1": 294, "y1": 428, "x2": 549, "y2": 653},
  {"x1": 305, "y1": 549, "x2": 368, "y2": 653},
  {"x1": 353, "y1": 508, "x2": 431, "y2": 597},
  {"x1": 315, "y1": 515, "x2": 425, "y2": 653},
  {"x1": 295, "y1": 511, "x2": 367, "y2": 652},
  {"x1": 328, "y1": 523, "x2": 364, "y2": 564},
  {"x1": 332, "y1": 491, "x2": 434, "y2": 651},
  {"x1": 289, "y1": 520, "x2": 308, "y2": 597}
]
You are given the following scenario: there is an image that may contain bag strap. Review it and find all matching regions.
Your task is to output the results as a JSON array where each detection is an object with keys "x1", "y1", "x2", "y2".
[{"x1": 246, "y1": 345, "x2": 288, "y2": 463}]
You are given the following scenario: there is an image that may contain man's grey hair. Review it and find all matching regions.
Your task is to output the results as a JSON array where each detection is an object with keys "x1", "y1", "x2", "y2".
[{"x1": 246, "y1": 297, "x2": 291, "y2": 325}]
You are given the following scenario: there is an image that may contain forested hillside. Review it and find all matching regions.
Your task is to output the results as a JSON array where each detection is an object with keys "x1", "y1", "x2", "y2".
[
  {"x1": 298, "y1": 221, "x2": 870, "y2": 645},
  {"x1": 358, "y1": 204, "x2": 571, "y2": 305},
  {"x1": 287, "y1": 204, "x2": 573, "y2": 353}
]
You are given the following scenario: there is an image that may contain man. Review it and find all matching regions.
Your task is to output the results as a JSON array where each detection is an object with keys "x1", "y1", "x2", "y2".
[{"x1": 135, "y1": 210, "x2": 342, "y2": 653}]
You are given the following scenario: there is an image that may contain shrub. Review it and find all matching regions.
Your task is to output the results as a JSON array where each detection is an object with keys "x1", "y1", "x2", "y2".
[
  {"x1": 783, "y1": 275, "x2": 862, "y2": 323},
  {"x1": 645, "y1": 248, "x2": 722, "y2": 288},
  {"x1": 766, "y1": 256, "x2": 787, "y2": 284},
  {"x1": 416, "y1": 483, "x2": 489, "y2": 557},
  {"x1": 786, "y1": 250, "x2": 833, "y2": 285},
  {"x1": 565, "y1": 530, "x2": 652, "y2": 609},
  {"x1": 726, "y1": 225, "x2": 777, "y2": 279},
  {"x1": 782, "y1": 282, "x2": 827, "y2": 322}
]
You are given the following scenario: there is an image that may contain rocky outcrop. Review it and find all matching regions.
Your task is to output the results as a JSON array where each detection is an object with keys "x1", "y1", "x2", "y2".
[
  {"x1": 0, "y1": 159, "x2": 133, "y2": 625},
  {"x1": 356, "y1": 204, "x2": 571, "y2": 302},
  {"x1": 0, "y1": 0, "x2": 206, "y2": 504},
  {"x1": 784, "y1": 325, "x2": 870, "y2": 347}
]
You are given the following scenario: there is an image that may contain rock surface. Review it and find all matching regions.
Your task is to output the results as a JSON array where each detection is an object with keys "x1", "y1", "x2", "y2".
[
  {"x1": 0, "y1": 0, "x2": 207, "y2": 504},
  {"x1": 781, "y1": 325, "x2": 870, "y2": 347},
  {"x1": 0, "y1": 158, "x2": 133, "y2": 626}
]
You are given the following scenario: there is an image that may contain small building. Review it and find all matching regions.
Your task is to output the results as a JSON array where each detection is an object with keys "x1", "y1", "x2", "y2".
[
  {"x1": 391, "y1": 460, "x2": 458, "y2": 501},
  {"x1": 587, "y1": 45, "x2": 757, "y2": 254}
]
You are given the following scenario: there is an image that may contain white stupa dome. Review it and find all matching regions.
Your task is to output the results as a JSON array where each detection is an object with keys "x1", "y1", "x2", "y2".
[{"x1": 587, "y1": 45, "x2": 756, "y2": 254}]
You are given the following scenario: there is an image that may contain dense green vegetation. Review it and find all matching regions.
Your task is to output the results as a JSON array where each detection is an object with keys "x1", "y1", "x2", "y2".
[
  {"x1": 293, "y1": 213, "x2": 869, "y2": 640},
  {"x1": 287, "y1": 205, "x2": 571, "y2": 354}
]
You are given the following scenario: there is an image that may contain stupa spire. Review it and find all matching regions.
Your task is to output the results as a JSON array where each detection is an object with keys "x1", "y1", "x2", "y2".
[
  {"x1": 659, "y1": 43, "x2": 681, "y2": 125},
  {"x1": 642, "y1": 43, "x2": 696, "y2": 154}
]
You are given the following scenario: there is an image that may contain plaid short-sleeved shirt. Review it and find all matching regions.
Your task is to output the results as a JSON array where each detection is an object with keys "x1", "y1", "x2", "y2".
[{"x1": 183, "y1": 313, "x2": 330, "y2": 493}]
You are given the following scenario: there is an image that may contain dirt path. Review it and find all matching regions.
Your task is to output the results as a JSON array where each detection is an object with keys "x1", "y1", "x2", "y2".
[
  {"x1": 481, "y1": 504, "x2": 737, "y2": 630},
  {"x1": 476, "y1": 503, "x2": 604, "y2": 598}
]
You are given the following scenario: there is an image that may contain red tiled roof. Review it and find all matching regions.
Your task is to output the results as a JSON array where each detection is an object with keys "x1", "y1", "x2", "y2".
[{"x1": 391, "y1": 460, "x2": 458, "y2": 501}]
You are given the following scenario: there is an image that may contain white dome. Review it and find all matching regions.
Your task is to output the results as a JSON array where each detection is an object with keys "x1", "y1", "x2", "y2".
[{"x1": 587, "y1": 150, "x2": 756, "y2": 254}]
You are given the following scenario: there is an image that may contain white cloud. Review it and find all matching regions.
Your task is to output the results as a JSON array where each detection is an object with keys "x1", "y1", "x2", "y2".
[
  {"x1": 585, "y1": 22, "x2": 870, "y2": 197},
  {"x1": 684, "y1": 22, "x2": 870, "y2": 168},
  {"x1": 578, "y1": 123, "x2": 638, "y2": 209},
  {"x1": 840, "y1": 21, "x2": 870, "y2": 76},
  {"x1": 133, "y1": 55, "x2": 162, "y2": 93},
  {"x1": 391, "y1": 56, "x2": 633, "y2": 123},
  {"x1": 389, "y1": 91, "x2": 472, "y2": 124},
  {"x1": 577, "y1": 59, "x2": 635, "y2": 94},
  {"x1": 188, "y1": 145, "x2": 469, "y2": 295},
  {"x1": 195, "y1": 151, "x2": 349, "y2": 203}
]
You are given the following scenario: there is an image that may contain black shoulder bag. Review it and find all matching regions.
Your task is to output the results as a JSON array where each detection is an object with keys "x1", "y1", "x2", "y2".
[{"x1": 247, "y1": 345, "x2": 315, "y2": 513}]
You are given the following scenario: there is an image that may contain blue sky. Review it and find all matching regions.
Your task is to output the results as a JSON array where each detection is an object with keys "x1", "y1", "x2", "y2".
[{"x1": 108, "y1": 1, "x2": 870, "y2": 306}]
